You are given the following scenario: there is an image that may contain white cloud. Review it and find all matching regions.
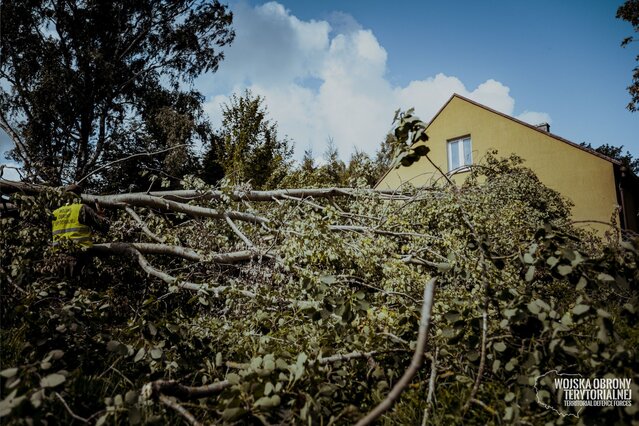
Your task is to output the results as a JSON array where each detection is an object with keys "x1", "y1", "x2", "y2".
[
  {"x1": 516, "y1": 111, "x2": 552, "y2": 126},
  {"x1": 200, "y1": 2, "x2": 551, "y2": 161},
  {"x1": 0, "y1": 1, "x2": 554, "y2": 173}
]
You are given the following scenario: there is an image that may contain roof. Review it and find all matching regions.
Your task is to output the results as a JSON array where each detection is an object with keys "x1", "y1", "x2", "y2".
[{"x1": 429, "y1": 94, "x2": 622, "y2": 166}]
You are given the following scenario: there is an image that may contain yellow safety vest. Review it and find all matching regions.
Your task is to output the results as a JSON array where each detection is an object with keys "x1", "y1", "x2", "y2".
[{"x1": 52, "y1": 204, "x2": 92, "y2": 248}]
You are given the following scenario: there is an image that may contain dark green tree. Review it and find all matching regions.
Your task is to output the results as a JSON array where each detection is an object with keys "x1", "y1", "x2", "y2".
[
  {"x1": 580, "y1": 142, "x2": 639, "y2": 174},
  {"x1": 617, "y1": 0, "x2": 639, "y2": 111},
  {"x1": 0, "y1": 0, "x2": 234, "y2": 187},
  {"x1": 202, "y1": 90, "x2": 293, "y2": 189}
]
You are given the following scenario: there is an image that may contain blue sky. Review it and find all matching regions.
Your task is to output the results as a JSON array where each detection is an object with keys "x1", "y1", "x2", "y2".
[
  {"x1": 198, "y1": 0, "x2": 637, "y2": 160},
  {"x1": 1, "y1": 0, "x2": 637, "y2": 179}
]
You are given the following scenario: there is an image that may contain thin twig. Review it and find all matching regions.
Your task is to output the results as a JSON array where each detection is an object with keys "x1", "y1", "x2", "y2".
[
  {"x1": 355, "y1": 277, "x2": 437, "y2": 426},
  {"x1": 462, "y1": 268, "x2": 489, "y2": 413},
  {"x1": 309, "y1": 349, "x2": 407, "y2": 367},
  {"x1": 470, "y1": 398, "x2": 497, "y2": 416},
  {"x1": 54, "y1": 392, "x2": 89, "y2": 423},
  {"x1": 76, "y1": 144, "x2": 188, "y2": 185},
  {"x1": 339, "y1": 276, "x2": 419, "y2": 304},
  {"x1": 159, "y1": 395, "x2": 203, "y2": 426},
  {"x1": 224, "y1": 213, "x2": 255, "y2": 249},
  {"x1": 421, "y1": 347, "x2": 439, "y2": 426},
  {"x1": 125, "y1": 206, "x2": 166, "y2": 243},
  {"x1": 147, "y1": 379, "x2": 231, "y2": 400},
  {"x1": 90, "y1": 243, "x2": 207, "y2": 292},
  {"x1": 425, "y1": 154, "x2": 454, "y2": 186}
]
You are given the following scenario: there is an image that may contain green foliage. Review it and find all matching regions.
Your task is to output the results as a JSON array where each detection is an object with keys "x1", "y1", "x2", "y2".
[
  {"x1": 0, "y1": 0, "x2": 234, "y2": 187},
  {"x1": 281, "y1": 142, "x2": 389, "y2": 189},
  {"x1": 580, "y1": 142, "x2": 639, "y2": 175},
  {"x1": 389, "y1": 108, "x2": 430, "y2": 169},
  {"x1": 201, "y1": 90, "x2": 293, "y2": 189},
  {"x1": 617, "y1": 0, "x2": 639, "y2": 112},
  {"x1": 1, "y1": 155, "x2": 637, "y2": 425}
]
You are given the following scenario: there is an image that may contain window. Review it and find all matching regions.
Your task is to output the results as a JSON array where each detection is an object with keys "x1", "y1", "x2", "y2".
[{"x1": 447, "y1": 136, "x2": 472, "y2": 171}]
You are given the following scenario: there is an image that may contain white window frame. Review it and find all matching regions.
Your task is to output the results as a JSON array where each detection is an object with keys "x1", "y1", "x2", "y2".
[{"x1": 447, "y1": 136, "x2": 472, "y2": 172}]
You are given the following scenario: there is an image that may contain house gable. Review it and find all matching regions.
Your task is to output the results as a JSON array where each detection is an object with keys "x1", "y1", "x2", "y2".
[{"x1": 376, "y1": 94, "x2": 620, "y2": 232}]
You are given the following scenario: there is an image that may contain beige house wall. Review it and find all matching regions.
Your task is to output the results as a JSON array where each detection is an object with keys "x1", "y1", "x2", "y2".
[{"x1": 377, "y1": 95, "x2": 619, "y2": 232}]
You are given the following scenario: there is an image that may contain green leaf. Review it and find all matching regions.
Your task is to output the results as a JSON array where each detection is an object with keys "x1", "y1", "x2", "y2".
[
  {"x1": 106, "y1": 340, "x2": 121, "y2": 352},
  {"x1": 527, "y1": 301, "x2": 540, "y2": 315},
  {"x1": 413, "y1": 145, "x2": 430, "y2": 156},
  {"x1": 523, "y1": 253, "x2": 534, "y2": 264},
  {"x1": 95, "y1": 414, "x2": 108, "y2": 426},
  {"x1": 572, "y1": 304, "x2": 590, "y2": 315},
  {"x1": 0, "y1": 368, "x2": 17, "y2": 379},
  {"x1": 226, "y1": 373, "x2": 240, "y2": 385},
  {"x1": 557, "y1": 264, "x2": 572, "y2": 276},
  {"x1": 503, "y1": 406, "x2": 513, "y2": 421},
  {"x1": 264, "y1": 382, "x2": 274, "y2": 396},
  {"x1": 436, "y1": 262, "x2": 452, "y2": 273},
  {"x1": 444, "y1": 311, "x2": 461, "y2": 323},
  {"x1": 40, "y1": 373, "x2": 66, "y2": 388},
  {"x1": 48, "y1": 350, "x2": 64, "y2": 360},
  {"x1": 134, "y1": 348, "x2": 145, "y2": 363},
  {"x1": 525, "y1": 266, "x2": 535, "y2": 282},
  {"x1": 597, "y1": 273, "x2": 615, "y2": 282},
  {"x1": 125, "y1": 390, "x2": 138, "y2": 405},
  {"x1": 222, "y1": 407, "x2": 246, "y2": 421},
  {"x1": 576, "y1": 276, "x2": 587, "y2": 290},
  {"x1": 319, "y1": 275, "x2": 336, "y2": 285},
  {"x1": 254, "y1": 395, "x2": 281, "y2": 409},
  {"x1": 493, "y1": 342, "x2": 507, "y2": 352},
  {"x1": 263, "y1": 354, "x2": 275, "y2": 372}
]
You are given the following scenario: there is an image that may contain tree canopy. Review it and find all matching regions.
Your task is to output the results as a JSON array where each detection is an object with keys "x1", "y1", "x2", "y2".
[
  {"x1": 0, "y1": 0, "x2": 234, "y2": 187},
  {"x1": 1, "y1": 151, "x2": 637, "y2": 425},
  {"x1": 201, "y1": 90, "x2": 293, "y2": 189},
  {"x1": 580, "y1": 142, "x2": 639, "y2": 174},
  {"x1": 617, "y1": 0, "x2": 639, "y2": 111}
]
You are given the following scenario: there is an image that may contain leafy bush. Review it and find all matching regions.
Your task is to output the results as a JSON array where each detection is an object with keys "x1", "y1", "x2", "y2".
[{"x1": 0, "y1": 154, "x2": 637, "y2": 425}]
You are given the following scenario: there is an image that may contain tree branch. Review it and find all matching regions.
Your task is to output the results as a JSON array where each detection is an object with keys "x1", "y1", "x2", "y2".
[
  {"x1": 146, "y1": 379, "x2": 231, "y2": 400},
  {"x1": 421, "y1": 348, "x2": 438, "y2": 426},
  {"x1": 83, "y1": 193, "x2": 269, "y2": 224},
  {"x1": 75, "y1": 144, "x2": 189, "y2": 185},
  {"x1": 159, "y1": 395, "x2": 202, "y2": 426},
  {"x1": 91, "y1": 243, "x2": 270, "y2": 264},
  {"x1": 125, "y1": 207, "x2": 166, "y2": 243},
  {"x1": 310, "y1": 349, "x2": 407, "y2": 366},
  {"x1": 89, "y1": 243, "x2": 207, "y2": 292},
  {"x1": 355, "y1": 277, "x2": 437, "y2": 426},
  {"x1": 145, "y1": 187, "x2": 407, "y2": 202},
  {"x1": 54, "y1": 392, "x2": 89, "y2": 423},
  {"x1": 224, "y1": 213, "x2": 255, "y2": 248}
]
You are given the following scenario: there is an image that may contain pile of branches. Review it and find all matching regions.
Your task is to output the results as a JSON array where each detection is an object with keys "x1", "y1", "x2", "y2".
[{"x1": 0, "y1": 155, "x2": 637, "y2": 425}]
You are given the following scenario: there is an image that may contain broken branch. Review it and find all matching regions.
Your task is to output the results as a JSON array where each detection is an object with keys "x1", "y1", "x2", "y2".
[
  {"x1": 125, "y1": 206, "x2": 166, "y2": 243},
  {"x1": 355, "y1": 277, "x2": 437, "y2": 426}
]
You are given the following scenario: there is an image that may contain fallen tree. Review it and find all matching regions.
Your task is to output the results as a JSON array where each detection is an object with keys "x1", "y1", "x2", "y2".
[{"x1": 1, "y1": 153, "x2": 637, "y2": 425}]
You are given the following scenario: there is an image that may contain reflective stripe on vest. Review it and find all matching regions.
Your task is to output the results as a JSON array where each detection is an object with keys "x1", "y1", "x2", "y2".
[{"x1": 52, "y1": 204, "x2": 92, "y2": 247}]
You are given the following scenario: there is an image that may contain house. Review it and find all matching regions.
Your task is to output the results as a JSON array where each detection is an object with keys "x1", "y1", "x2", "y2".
[{"x1": 376, "y1": 94, "x2": 638, "y2": 233}]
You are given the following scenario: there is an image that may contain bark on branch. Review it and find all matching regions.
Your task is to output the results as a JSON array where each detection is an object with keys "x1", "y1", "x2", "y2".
[
  {"x1": 0, "y1": 180, "x2": 406, "y2": 202},
  {"x1": 83, "y1": 193, "x2": 268, "y2": 224},
  {"x1": 125, "y1": 206, "x2": 166, "y2": 243},
  {"x1": 145, "y1": 379, "x2": 231, "y2": 401},
  {"x1": 91, "y1": 243, "x2": 270, "y2": 264},
  {"x1": 90, "y1": 242, "x2": 207, "y2": 292},
  {"x1": 355, "y1": 277, "x2": 437, "y2": 426}
]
